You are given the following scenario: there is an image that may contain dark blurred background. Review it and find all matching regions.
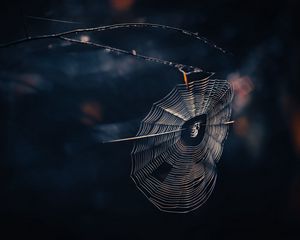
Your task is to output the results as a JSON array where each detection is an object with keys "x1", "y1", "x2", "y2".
[{"x1": 0, "y1": 0, "x2": 299, "y2": 239}]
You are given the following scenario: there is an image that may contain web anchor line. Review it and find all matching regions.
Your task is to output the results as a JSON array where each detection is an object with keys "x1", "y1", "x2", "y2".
[
  {"x1": 103, "y1": 121, "x2": 234, "y2": 143},
  {"x1": 103, "y1": 129, "x2": 185, "y2": 143}
]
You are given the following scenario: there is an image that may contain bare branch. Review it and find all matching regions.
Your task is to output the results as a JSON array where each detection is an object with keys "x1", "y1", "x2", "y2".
[
  {"x1": 0, "y1": 22, "x2": 229, "y2": 53},
  {"x1": 59, "y1": 36, "x2": 212, "y2": 73},
  {"x1": 0, "y1": 22, "x2": 230, "y2": 73}
]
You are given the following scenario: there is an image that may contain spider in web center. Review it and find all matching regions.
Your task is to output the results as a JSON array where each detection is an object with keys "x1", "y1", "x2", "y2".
[
  {"x1": 181, "y1": 114, "x2": 207, "y2": 146},
  {"x1": 190, "y1": 122, "x2": 201, "y2": 138}
]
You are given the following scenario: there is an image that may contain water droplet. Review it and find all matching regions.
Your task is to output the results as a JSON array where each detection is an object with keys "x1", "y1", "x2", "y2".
[{"x1": 80, "y1": 35, "x2": 90, "y2": 43}]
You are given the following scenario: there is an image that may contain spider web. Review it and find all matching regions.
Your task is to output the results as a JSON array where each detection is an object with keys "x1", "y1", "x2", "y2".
[
  {"x1": 0, "y1": 18, "x2": 234, "y2": 213},
  {"x1": 130, "y1": 78, "x2": 233, "y2": 213}
]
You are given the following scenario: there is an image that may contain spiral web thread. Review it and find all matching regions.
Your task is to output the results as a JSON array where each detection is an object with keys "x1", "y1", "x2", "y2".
[{"x1": 131, "y1": 78, "x2": 233, "y2": 213}]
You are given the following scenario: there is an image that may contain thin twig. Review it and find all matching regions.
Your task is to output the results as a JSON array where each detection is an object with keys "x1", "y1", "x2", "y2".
[
  {"x1": 26, "y1": 15, "x2": 81, "y2": 24},
  {"x1": 0, "y1": 22, "x2": 229, "y2": 53},
  {"x1": 0, "y1": 22, "x2": 229, "y2": 73},
  {"x1": 59, "y1": 36, "x2": 211, "y2": 73}
]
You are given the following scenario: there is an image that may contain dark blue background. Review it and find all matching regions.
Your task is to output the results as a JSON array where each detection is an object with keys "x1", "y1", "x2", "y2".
[{"x1": 0, "y1": 0, "x2": 299, "y2": 239}]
